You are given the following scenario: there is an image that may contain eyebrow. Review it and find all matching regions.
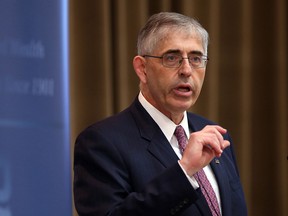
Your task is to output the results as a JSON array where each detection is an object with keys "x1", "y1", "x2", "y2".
[
  {"x1": 163, "y1": 49, "x2": 181, "y2": 55},
  {"x1": 190, "y1": 50, "x2": 204, "y2": 56},
  {"x1": 162, "y1": 49, "x2": 204, "y2": 56}
]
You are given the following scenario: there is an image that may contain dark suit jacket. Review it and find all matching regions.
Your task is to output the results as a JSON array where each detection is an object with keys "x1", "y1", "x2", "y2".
[{"x1": 74, "y1": 98, "x2": 247, "y2": 216}]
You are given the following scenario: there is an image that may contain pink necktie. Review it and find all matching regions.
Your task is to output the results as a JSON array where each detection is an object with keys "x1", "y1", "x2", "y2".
[{"x1": 174, "y1": 125, "x2": 221, "y2": 216}]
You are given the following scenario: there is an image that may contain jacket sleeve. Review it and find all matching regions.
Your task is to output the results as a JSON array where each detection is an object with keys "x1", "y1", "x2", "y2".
[{"x1": 73, "y1": 127, "x2": 204, "y2": 216}]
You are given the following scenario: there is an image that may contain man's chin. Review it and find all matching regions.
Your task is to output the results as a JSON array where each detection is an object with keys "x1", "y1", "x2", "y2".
[{"x1": 172, "y1": 102, "x2": 193, "y2": 113}]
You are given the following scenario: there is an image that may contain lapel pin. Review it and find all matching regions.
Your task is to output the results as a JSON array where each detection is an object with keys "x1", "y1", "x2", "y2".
[{"x1": 215, "y1": 159, "x2": 220, "y2": 164}]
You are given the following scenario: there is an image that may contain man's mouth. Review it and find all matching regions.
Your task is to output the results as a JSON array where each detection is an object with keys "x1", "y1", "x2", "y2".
[
  {"x1": 177, "y1": 86, "x2": 191, "y2": 92},
  {"x1": 174, "y1": 84, "x2": 193, "y2": 96}
]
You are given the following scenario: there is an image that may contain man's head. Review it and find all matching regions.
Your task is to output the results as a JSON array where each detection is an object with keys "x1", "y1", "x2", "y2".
[{"x1": 133, "y1": 12, "x2": 209, "y2": 124}]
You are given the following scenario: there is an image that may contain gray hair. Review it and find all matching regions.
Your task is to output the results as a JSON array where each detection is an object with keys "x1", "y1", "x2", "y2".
[{"x1": 137, "y1": 12, "x2": 209, "y2": 56}]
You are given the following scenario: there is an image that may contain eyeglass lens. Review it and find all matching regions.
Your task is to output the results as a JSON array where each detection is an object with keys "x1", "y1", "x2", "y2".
[{"x1": 163, "y1": 53, "x2": 207, "y2": 68}]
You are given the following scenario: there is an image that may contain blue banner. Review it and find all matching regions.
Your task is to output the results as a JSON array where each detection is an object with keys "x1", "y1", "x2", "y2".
[{"x1": 0, "y1": 0, "x2": 71, "y2": 215}]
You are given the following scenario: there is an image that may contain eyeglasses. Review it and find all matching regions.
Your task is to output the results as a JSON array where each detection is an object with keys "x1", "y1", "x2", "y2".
[{"x1": 143, "y1": 53, "x2": 209, "y2": 69}]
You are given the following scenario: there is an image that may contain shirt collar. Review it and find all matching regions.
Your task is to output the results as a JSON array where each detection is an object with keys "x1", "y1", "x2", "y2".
[{"x1": 138, "y1": 92, "x2": 190, "y2": 142}]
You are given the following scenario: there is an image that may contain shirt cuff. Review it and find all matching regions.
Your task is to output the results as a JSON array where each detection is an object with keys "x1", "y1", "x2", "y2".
[{"x1": 178, "y1": 160, "x2": 199, "y2": 190}]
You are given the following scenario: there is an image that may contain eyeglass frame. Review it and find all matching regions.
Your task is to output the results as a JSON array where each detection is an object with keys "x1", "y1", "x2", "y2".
[{"x1": 142, "y1": 52, "x2": 209, "y2": 69}]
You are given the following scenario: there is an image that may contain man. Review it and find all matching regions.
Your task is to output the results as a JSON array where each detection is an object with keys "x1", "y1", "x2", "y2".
[{"x1": 74, "y1": 12, "x2": 247, "y2": 216}]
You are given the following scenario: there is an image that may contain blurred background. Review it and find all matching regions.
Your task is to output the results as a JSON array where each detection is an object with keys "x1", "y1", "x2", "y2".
[
  {"x1": 0, "y1": 0, "x2": 286, "y2": 216},
  {"x1": 0, "y1": 0, "x2": 71, "y2": 216},
  {"x1": 70, "y1": 0, "x2": 287, "y2": 216}
]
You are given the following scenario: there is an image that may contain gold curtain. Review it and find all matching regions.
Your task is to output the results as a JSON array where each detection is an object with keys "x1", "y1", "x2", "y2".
[{"x1": 70, "y1": 0, "x2": 287, "y2": 215}]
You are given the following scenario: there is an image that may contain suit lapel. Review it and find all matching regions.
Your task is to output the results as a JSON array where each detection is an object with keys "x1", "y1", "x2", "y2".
[
  {"x1": 146, "y1": 130, "x2": 180, "y2": 168},
  {"x1": 130, "y1": 98, "x2": 179, "y2": 168},
  {"x1": 210, "y1": 158, "x2": 231, "y2": 216}
]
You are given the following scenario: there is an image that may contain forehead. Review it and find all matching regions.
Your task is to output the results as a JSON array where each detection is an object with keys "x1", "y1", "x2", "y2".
[{"x1": 155, "y1": 31, "x2": 204, "y2": 55}]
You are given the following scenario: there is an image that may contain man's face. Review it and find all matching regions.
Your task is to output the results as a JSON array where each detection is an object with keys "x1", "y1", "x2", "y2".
[{"x1": 142, "y1": 31, "x2": 206, "y2": 120}]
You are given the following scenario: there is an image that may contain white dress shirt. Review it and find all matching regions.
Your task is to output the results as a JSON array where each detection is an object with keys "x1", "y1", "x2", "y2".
[{"x1": 138, "y1": 92, "x2": 222, "y2": 212}]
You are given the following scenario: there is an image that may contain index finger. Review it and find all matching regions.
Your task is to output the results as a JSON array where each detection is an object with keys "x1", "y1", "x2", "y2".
[{"x1": 210, "y1": 125, "x2": 227, "y2": 135}]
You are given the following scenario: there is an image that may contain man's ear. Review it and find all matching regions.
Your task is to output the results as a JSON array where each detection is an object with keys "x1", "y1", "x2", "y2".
[{"x1": 133, "y1": 56, "x2": 147, "y2": 84}]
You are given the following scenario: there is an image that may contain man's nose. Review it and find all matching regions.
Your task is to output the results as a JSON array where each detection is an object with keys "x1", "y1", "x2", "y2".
[{"x1": 178, "y1": 58, "x2": 193, "y2": 76}]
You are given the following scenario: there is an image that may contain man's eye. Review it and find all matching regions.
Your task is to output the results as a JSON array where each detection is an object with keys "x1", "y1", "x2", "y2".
[
  {"x1": 165, "y1": 54, "x2": 178, "y2": 61},
  {"x1": 190, "y1": 55, "x2": 202, "y2": 63}
]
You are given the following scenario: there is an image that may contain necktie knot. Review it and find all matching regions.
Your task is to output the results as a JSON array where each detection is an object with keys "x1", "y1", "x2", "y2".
[{"x1": 174, "y1": 125, "x2": 187, "y2": 154}]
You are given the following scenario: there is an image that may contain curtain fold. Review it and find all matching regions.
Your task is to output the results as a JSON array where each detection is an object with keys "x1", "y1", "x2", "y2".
[{"x1": 70, "y1": 1, "x2": 287, "y2": 215}]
